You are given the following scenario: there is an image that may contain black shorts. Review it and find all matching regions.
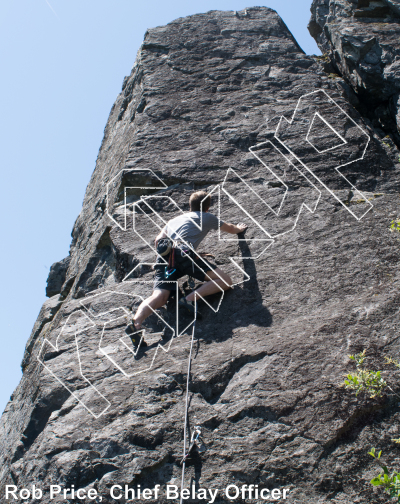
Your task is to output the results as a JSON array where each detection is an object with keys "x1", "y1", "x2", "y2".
[{"x1": 153, "y1": 251, "x2": 218, "y2": 291}]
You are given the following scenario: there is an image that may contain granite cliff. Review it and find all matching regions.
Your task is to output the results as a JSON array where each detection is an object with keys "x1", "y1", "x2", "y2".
[{"x1": 1, "y1": 5, "x2": 400, "y2": 503}]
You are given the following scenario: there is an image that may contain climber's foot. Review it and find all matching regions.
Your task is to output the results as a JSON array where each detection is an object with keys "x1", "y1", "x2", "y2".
[
  {"x1": 126, "y1": 320, "x2": 144, "y2": 336},
  {"x1": 127, "y1": 331, "x2": 148, "y2": 349}
]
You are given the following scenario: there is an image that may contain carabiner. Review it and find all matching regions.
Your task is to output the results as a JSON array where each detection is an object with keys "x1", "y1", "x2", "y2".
[{"x1": 165, "y1": 268, "x2": 176, "y2": 278}]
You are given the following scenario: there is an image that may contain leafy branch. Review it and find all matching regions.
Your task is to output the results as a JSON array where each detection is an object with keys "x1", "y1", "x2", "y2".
[
  {"x1": 369, "y1": 448, "x2": 400, "y2": 502},
  {"x1": 385, "y1": 356, "x2": 400, "y2": 369},
  {"x1": 343, "y1": 350, "x2": 387, "y2": 398},
  {"x1": 349, "y1": 349, "x2": 366, "y2": 368}
]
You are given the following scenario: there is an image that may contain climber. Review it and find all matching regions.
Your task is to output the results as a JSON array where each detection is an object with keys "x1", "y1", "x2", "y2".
[{"x1": 131, "y1": 190, "x2": 247, "y2": 331}]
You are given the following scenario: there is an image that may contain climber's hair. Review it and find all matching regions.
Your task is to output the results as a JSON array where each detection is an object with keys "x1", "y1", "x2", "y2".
[{"x1": 189, "y1": 191, "x2": 211, "y2": 212}]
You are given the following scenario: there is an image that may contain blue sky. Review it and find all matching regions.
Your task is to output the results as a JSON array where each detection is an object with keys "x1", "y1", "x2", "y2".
[{"x1": 0, "y1": 0, "x2": 320, "y2": 415}]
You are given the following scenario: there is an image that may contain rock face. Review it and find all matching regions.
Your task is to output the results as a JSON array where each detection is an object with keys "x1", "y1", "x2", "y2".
[
  {"x1": 46, "y1": 257, "x2": 71, "y2": 298},
  {"x1": 309, "y1": 0, "x2": 400, "y2": 145},
  {"x1": 1, "y1": 6, "x2": 400, "y2": 504}
]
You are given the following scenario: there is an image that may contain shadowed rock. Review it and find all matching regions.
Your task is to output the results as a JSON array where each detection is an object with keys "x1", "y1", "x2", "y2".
[{"x1": 309, "y1": 0, "x2": 400, "y2": 147}]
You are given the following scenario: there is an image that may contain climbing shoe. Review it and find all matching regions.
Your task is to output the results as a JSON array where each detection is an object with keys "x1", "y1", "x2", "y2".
[
  {"x1": 125, "y1": 324, "x2": 148, "y2": 348},
  {"x1": 178, "y1": 298, "x2": 202, "y2": 319},
  {"x1": 131, "y1": 334, "x2": 148, "y2": 349},
  {"x1": 125, "y1": 323, "x2": 135, "y2": 335}
]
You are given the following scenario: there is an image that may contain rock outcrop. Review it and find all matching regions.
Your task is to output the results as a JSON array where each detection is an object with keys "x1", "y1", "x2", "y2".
[
  {"x1": 46, "y1": 257, "x2": 71, "y2": 298},
  {"x1": 1, "y1": 6, "x2": 400, "y2": 504},
  {"x1": 309, "y1": 0, "x2": 400, "y2": 146}
]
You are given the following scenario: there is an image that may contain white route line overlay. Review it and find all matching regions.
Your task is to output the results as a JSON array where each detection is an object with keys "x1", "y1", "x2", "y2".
[
  {"x1": 38, "y1": 89, "x2": 372, "y2": 418},
  {"x1": 221, "y1": 165, "x2": 321, "y2": 241},
  {"x1": 271, "y1": 88, "x2": 372, "y2": 220},
  {"x1": 306, "y1": 112, "x2": 346, "y2": 154}
]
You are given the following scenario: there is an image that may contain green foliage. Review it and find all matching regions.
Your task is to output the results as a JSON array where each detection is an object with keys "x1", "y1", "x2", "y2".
[
  {"x1": 369, "y1": 448, "x2": 400, "y2": 502},
  {"x1": 343, "y1": 350, "x2": 387, "y2": 398},
  {"x1": 369, "y1": 447, "x2": 382, "y2": 459},
  {"x1": 390, "y1": 219, "x2": 400, "y2": 233},
  {"x1": 349, "y1": 349, "x2": 366, "y2": 368},
  {"x1": 385, "y1": 356, "x2": 400, "y2": 369},
  {"x1": 344, "y1": 370, "x2": 387, "y2": 398},
  {"x1": 364, "y1": 355, "x2": 400, "y2": 501},
  {"x1": 382, "y1": 136, "x2": 392, "y2": 149}
]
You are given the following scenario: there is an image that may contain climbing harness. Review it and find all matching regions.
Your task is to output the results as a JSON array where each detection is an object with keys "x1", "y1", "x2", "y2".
[
  {"x1": 158, "y1": 237, "x2": 214, "y2": 293},
  {"x1": 162, "y1": 239, "x2": 197, "y2": 288}
]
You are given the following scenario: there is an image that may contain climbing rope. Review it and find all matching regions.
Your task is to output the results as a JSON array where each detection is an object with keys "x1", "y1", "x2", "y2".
[{"x1": 179, "y1": 303, "x2": 197, "y2": 504}]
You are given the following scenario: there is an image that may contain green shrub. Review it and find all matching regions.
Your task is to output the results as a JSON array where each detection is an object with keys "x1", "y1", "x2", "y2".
[
  {"x1": 343, "y1": 350, "x2": 387, "y2": 398},
  {"x1": 369, "y1": 448, "x2": 400, "y2": 502},
  {"x1": 344, "y1": 370, "x2": 386, "y2": 398},
  {"x1": 385, "y1": 356, "x2": 400, "y2": 369},
  {"x1": 349, "y1": 349, "x2": 366, "y2": 367},
  {"x1": 390, "y1": 219, "x2": 400, "y2": 233}
]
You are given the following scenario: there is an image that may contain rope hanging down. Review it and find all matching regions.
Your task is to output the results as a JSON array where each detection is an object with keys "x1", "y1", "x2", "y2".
[{"x1": 179, "y1": 302, "x2": 202, "y2": 504}]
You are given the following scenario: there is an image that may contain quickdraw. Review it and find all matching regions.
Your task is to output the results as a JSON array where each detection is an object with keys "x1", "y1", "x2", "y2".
[{"x1": 180, "y1": 426, "x2": 206, "y2": 465}]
